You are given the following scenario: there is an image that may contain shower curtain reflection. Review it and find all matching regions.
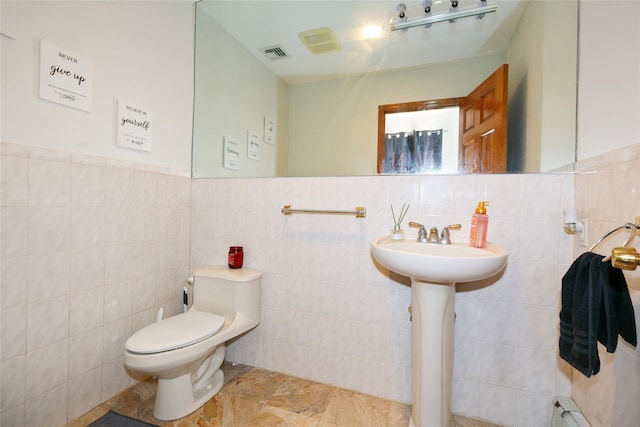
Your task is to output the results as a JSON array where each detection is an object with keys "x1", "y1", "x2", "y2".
[{"x1": 384, "y1": 129, "x2": 443, "y2": 173}]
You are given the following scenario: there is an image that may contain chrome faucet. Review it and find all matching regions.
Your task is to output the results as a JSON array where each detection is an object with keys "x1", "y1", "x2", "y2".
[
  {"x1": 427, "y1": 227, "x2": 440, "y2": 243},
  {"x1": 409, "y1": 222, "x2": 461, "y2": 244}
]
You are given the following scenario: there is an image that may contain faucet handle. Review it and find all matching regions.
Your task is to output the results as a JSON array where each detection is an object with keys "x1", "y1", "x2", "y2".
[
  {"x1": 409, "y1": 221, "x2": 428, "y2": 242},
  {"x1": 440, "y1": 224, "x2": 462, "y2": 244}
]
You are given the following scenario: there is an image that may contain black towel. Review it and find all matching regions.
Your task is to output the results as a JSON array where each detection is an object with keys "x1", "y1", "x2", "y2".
[
  {"x1": 560, "y1": 252, "x2": 602, "y2": 377},
  {"x1": 559, "y1": 252, "x2": 637, "y2": 378},
  {"x1": 599, "y1": 264, "x2": 637, "y2": 350}
]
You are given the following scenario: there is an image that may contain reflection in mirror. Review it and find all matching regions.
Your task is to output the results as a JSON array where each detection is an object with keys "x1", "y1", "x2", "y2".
[
  {"x1": 378, "y1": 64, "x2": 510, "y2": 174},
  {"x1": 383, "y1": 111, "x2": 456, "y2": 174},
  {"x1": 192, "y1": 0, "x2": 577, "y2": 178},
  {"x1": 379, "y1": 100, "x2": 462, "y2": 174}
]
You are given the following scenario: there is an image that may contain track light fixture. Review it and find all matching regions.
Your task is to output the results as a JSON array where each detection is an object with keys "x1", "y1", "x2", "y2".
[{"x1": 390, "y1": 0, "x2": 498, "y2": 31}]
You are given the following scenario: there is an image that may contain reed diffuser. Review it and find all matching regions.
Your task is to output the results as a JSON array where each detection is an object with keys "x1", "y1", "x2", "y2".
[{"x1": 390, "y1": 203, "x2": 410, "y2": 240}]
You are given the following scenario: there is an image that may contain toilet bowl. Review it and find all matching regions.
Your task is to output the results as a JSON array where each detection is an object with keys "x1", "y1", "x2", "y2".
[{"x1": 123, "y1": 266, "x2": 261, "y2": 421}]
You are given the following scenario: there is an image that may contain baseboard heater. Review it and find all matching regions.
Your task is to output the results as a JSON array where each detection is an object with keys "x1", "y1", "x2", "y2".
[{"x1": 551, "y1": 397, "x2": 591, "y2": 427}]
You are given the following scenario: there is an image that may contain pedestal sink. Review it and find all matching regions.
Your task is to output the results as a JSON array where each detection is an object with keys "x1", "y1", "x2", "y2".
[{"x1": 371, "y1": 236, "x2": 508, "y2": 427}]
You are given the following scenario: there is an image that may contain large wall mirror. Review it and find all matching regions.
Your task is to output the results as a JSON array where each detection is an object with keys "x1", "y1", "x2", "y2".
[{"x1": 193, "y1": 0, "x2": 578, "y2": 178}]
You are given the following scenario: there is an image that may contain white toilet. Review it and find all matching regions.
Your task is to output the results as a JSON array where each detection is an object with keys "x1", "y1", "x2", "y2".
[{"x1": 123, "y1": 265, "x2": 261, "y2": 421}]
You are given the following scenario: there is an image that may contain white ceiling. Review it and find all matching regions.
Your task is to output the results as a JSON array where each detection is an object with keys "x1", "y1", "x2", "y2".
[{"x1": 198, "y1": 0, "x2": 528, "y2": 85}]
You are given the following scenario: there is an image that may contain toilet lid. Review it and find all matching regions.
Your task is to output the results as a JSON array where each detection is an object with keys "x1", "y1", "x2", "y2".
[{"x1": 125, "y1": 311, "x2": 225, "y2": 354}]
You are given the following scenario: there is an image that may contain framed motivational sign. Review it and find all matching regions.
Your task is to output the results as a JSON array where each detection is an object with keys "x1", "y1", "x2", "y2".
[
  {"x1": 39, "y1": 40, "x2": 92, "y2": 112},
  {"x1": 116, "y1": 99, "x2": 152, "y2": 152}
]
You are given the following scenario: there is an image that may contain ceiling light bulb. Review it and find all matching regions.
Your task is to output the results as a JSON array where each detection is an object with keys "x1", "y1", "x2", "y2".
[{"x1": 363, "y1": 25, "x2": 383, "y2": 39}]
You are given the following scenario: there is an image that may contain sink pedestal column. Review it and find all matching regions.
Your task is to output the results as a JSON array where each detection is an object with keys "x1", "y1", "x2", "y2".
[{"x1": 409, "y1": 279, "x2": 455, "y2": 427}]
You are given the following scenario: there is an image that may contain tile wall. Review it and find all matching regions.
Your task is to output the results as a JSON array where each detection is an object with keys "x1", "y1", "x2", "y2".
[
  {"x1": 192, "y1": 171, "x2": 575, "y2": 426},
  {"x1": 8, "y1": 140, "x2": 636, "y2": 427},
  {"x1": 572, "y1": 143, "x2": 640, "y2": 426},
  {"x1": 0, "y1": 142, "x2": 192, "y2": 426}
]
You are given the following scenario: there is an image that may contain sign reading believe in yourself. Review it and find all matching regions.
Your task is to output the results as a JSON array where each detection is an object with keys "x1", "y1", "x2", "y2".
[
  {"x1": 117, "y1": 99, "x2": 152, "y2": 152},
  {"x1": 39, "y1": 40, "x2": 92, "y2": 112}
]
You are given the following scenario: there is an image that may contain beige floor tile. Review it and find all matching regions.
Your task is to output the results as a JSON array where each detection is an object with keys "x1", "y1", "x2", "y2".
[{"x1": 65, "y1": 362, "x2": 499, "y2": 427}]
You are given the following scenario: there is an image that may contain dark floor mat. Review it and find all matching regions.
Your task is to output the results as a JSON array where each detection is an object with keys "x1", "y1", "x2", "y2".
[{"x1": 88, "y1": 411, "x2": 159, "y2": 427}]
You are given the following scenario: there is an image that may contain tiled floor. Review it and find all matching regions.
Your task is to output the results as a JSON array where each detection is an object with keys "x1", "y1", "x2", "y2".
[{"x1": 65, "y1": 362, "x2": 503, "y2": 427}]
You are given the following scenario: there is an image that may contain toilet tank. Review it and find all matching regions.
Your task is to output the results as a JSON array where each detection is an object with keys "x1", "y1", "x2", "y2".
[{"x1": 191, "y1": 266, "x2": 261, "y2": 323}]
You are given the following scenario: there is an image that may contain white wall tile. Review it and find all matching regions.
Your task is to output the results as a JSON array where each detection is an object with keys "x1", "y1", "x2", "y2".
[
  {"x1": 574, "y1": 142, "x2": 640, "y2": 426},
  {"x1": 478, "y1": 300, "x2": 517, "y2": 346},
  {"x1": 449, "y1": 175, "x2": 487, "y2": 217},
  {"x1": 479, "y1": 343, "x2": 517, "y2": 387},
  {"x1": 1, "y1": 257, "x2": 28, "y2": 309},
  {"x1": 1, "y1": 403, "x2": 25, "y2": 427},
  {"x1": 517, "y1": 305, "x2": 558, "y2": 352},
  {"x1": 355, "y1": 358, "x2": 387, "y2": 399},
  {"x1": 70, "y1": 247, "x2": 104, "y2": 293},
  {"x1": 7, "y1": 140, "x2": 627, "y2": 426},
  {"x1": 154, "y1": 270, "x2": 178, "y2": 306},
  {"x1": 26, "y1": 295, "x2": 68, "y2": 352},
  {"x1": 1, "y1": 307, "x2": 26, "y2": 361},
  {"x1": 418, "y1": 175, "x2": 452, "y2": 215},
  {"x1": 518, "y1": 261, "x2": 559, "y2": 307},
  {"x1": 1, "y1": 156, "x2": 28, "y2": 207},
  {"x1": 521, "y1": 174, "x2": 561, "y2": 218},
  {"x1": 191, "y1": 173, "x2": 578, "y2": 425},
  {"x1": 519, "y1": 218, "x2": 559, "y2": 263},
  {"x1": 71, "y1": 163, "x2": 105, "y2": 207},
  {"x1": 452, "y1": 377, "x2": 479, "y2": 417},
  {"x1": 103, "y1": 317, "x2": 131, "y2": 363},
  {"x1": 25, "y1": 340, "x2": 68, "y2": 400},
  {"x1": 131, "y1": 206, "x2": 156, "y2": 243},
  {"x1": 515, "y1": 391, "x2": 553, "y2": 427},
  {"x1": 71, "y1": 207, "x2": 104, "y2": 250},
  {"x1": 27, "y1": 251, "x2": 69, "y2": 303},
  {"x1": 29, "y1": 159, "x2": 71, "y2": 207},
  {"x1": 69, "y1": 327, "x2": 103, "y2": 379},
  {"x1": 453, "y1": 337, "x2": 480, "y2": 381},
  {"x1": 104, "y1": 244, "x2": 133, "y2": 285},
  {"x1": 2, "y1": 148, "x2": 192, "y2": 425},
  {"x1": 485, "y1": 174, "x2": 522, "y2": 218},
  {"x1": 70, "y1": 288, "x2": 104, "y2": 337},
  {"x1": 103, "y1": 206, "x2": 133, "y2": 246},
  {"x1": 1, "y1": 207, "x2": 28, "y2": 258},
  {"x1": 132, "y1": 275, "x2": 156, "y2": 313},
  {"x1": 131, "y1": 308, "x2": 155, "y2": 334},
  {"x1": 132, "y1": 241, "x2": 157, "y2": 277},
  {"x1": 68, "y1": 368, "x2": 102, "y2": 421},
  {"x1": 104, "y1": 280, "x2": 132, "y2": 323},
  {"x1": 1, "y1": 356, "x2": 26, "y2": 411},
  {"x1": 516, "y1": 348, "x2": 557, "y2": 396},
  {"x1": 157, "y1": 175, "x2": 190, "y2": 208},
  {"x1": 356, "y1": 322, "x2": 392, "y2": 363},
  {"x1": 477, "y1": 383, "x2": 516, "y2": 426},
  {"x1": 24, "y1": 384, "x2": 67, "y2": 427},
  {"x1": 101, "y1": 357, "x2": 130, "y2": 401},
  {"x1": 28, "y1": 207, "x2": 70, "y2": 255},
  {"x1": 130, "y1": 171, "x2": 157, "y2": 208},
  {"x1": 105, "y1": 168, "x2": 135, "y2": 208}
]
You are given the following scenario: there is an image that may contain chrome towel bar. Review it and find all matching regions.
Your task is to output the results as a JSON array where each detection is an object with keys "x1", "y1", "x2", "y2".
[{"x1": 281, "y1": 205, "x2": 366, "y2": 218}]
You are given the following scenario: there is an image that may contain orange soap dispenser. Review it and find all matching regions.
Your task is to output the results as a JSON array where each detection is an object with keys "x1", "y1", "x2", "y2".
[{"x1": 470, "y1": 201, "x2": 489, "y2": 248}]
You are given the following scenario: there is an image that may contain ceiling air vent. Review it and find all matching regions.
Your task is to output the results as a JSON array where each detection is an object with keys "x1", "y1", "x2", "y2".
[
  {"x1": 299, "y1": 27, "x2": 341, "y2": 54},
  {"x1": 262, "y1": 45, "x2": 289, "y2": 60}
]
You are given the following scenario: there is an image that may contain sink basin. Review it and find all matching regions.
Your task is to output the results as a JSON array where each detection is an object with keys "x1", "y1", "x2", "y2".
[
  {"x1": 370, "y1": 235, "x2": 509, "y2": 427},
  {"x1": 371, "y1": 236, "x2": 508, "y2": 283}
]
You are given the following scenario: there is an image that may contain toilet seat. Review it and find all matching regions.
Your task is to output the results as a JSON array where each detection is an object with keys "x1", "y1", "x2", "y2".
[{"x1": 126, "y1": 311, "x2": 225, "y2": 354}]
